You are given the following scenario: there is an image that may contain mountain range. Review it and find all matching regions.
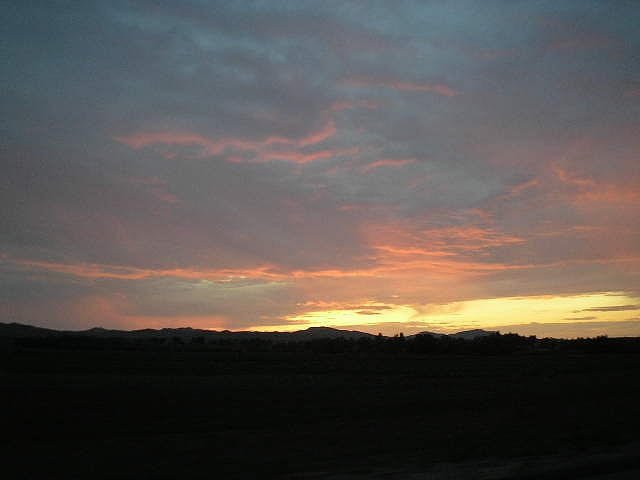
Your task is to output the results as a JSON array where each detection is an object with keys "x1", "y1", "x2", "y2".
[{"x1": 0, "y1": 322, "x2": 495, "y2": 341}]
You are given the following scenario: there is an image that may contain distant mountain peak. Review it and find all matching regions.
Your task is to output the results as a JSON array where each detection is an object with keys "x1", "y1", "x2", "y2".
[
  {"x1": 450, "y1": 329, "x2": 497, "y2": 339},
  {"x1": 290, "y1": 326, "x2": 374, "y2": 339}
]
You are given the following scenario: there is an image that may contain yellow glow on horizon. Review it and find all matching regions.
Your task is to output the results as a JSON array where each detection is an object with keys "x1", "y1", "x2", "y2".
[
  {"x1": 417, "y1": 292, "x2": 638, "y2": 329},
  {"x1": 250, "y1": 303, "x2": 416, "y2": 332},
  {"x1": 248, "y1": 292, "x2": 640, "y2": 337}
]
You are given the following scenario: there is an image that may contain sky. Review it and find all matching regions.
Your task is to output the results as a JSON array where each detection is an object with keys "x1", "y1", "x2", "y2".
[{"x1": 2, "y1": 1, "x2": 639, "y2": 337}]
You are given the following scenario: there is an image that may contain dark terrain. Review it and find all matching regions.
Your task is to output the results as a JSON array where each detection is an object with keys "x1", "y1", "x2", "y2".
[{"x1": 2, "y1": 323, "x2": 639, "y2": 478}]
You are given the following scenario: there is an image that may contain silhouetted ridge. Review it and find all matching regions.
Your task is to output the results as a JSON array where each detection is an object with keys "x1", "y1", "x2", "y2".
[
  {"x1": 450, "y1": 329, "x2": 497, "y2": 339},
  {"x1": 288, "y1": 326, "x2": 375, "y2": 340},
  {"x1": 2, "y1": 322, "x2": 640, "y2": 354},
  {"x1": 0, "y1": 322, "x2": 60, "y2": 337}
]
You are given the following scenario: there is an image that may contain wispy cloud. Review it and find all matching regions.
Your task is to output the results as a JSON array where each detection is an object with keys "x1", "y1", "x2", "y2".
[
  {"x1": 579, "y1": 305, "x2": 640, "y2": 312},
  {"x1": 116, "y1": 119, "x2": 341, "y2": 164},
  {"x1": 343, "y1": 76, "x2": 459, "y2": 96},
  {"x1": 361, "y1": 158, "x2": 417, "y2": 173}
]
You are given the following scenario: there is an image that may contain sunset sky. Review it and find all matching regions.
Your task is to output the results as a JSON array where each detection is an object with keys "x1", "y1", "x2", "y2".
[{"x1": 3, "y1": 1, "x2": 639, "y2": 337}]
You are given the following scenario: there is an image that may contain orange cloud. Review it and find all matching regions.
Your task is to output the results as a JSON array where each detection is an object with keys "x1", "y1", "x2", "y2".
[
  {"x1": 337, "y1": 203, "x2": 400, "y2": 212},
  {"x1": 361, "y1": 158, "x2": 417, "y2": 172},
  {"x1": 426, "y1": 227, "x2": 525, "y2": 250},
  {"x1": 249, "y1": 147, "x2": 360, "y2": 164},
  {"x1": 11, "y1": 258, "x2": 285, "y2": 281},
  {"x1": 117, "y1": 132, "x2": 210, "y2": 153},
  {"x1": 116, "y1": 131, "x2": 254, "y2": 158},
  {"x1": 7, "y1": 251, "x2": 528, "y2": 287},
  {"x1": 571, "y1": 184, "x2": 640, "y2": 204},
  {"x1": 502, "y1": 178, "x2": 540, "y2": 198},
  {"x1": 373, "y1": 245, "x2": 453, "y2": 257},
  {"x1": 373, "y1": 256, "x2": 528, "y2": 278},
  {"x1": 552, "y1": 164, "x2": 640, "y2": 204},
  {"x1": 365, "y1": 220, "x2": 524, "y2": 258},
  {"x1": 296, "y1": 120, "x2": 336, "y2": 146},
  {"x1": 116, "y1": 119, "x2": 341, "y2": 164},
  {"x1": 552, "y1": 165, "x2": 596, "y2": 187}
]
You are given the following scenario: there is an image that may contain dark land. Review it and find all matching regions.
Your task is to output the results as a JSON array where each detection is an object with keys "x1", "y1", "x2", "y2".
[{"x1": 2, "y1": 322, "x2": 640, "y2": 478}]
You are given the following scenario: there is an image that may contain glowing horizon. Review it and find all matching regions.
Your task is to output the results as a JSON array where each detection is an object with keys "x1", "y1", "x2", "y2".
[{"x1": 247, "y1": 292, "x2": 640, "y2": 338}]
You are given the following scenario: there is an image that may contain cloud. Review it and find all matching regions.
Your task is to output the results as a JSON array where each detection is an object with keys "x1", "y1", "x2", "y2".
[
  {"x1": 329, "y1": 100, "x2": 379, "y2": 112},
  {"x1": 343, "y1": 75, "x2": 459, "y2": 96},
  {"x1": 3, "y1": 1, "x2": 640, "y2": 333},
  {"x1": 579, "y1": 305, "x2": 640, "y2": 312},
  {"x1": 361, "y1": 158, "x2": 417, "y2": 173},
  {"x1": 117, "y1": 119, "x2": 342, "y2": 163},
  {"x1": 10, "y1": 258, "x2": 283, "y2": 282}
]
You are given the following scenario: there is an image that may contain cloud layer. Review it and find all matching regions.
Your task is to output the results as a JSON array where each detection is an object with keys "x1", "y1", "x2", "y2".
[{"x1": 2, "y1": 1, "x2": 639, "y2": 336}]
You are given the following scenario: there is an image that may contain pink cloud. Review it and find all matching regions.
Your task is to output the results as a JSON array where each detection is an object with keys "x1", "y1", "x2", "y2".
[
  {"x1": 552, "y1": 165, "x2": 596, "y2": 187},
  {"x1": 116, "y1": 119, "x2": 343, "y2": 164},
  {"x1": 373, "y1": 245, "x2": 453, "y2": 257},
  {"x1": 570, "y1": 184, "x2": 640, "y2": 204},
  {"x1": 552, "y1": 164, "x2": 640, "y2": 204},
  {"x1": 337, "y1": 203, "x2": 399, "y2": 212},
  {"x1": 361, "y1": 158, "x2": 417, "y2": 173},
  {"x1": 358, "y1": 220, "x2": 528, "y2": 282},
  {"x1": 116, "y1": 131, "x2": 238, "y2": 158},
  {"x1": 298, "y1": 120, "x2": 337, "y2": 146},
  {"x1": 7, "y1": 251, "x2": 528, "y2": 286},
  {"x1": 344, "y1": 76, "x2": 459, "y2": 96},
  {"x1": 11, "y1": 258, "x2": 284, "y2": 281},
  {"x1": 231, "y1": 146, "x2": 360, "y2": 165}
]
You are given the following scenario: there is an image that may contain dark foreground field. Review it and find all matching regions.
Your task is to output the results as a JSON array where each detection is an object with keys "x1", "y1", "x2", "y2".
[{"x1": 3, "y1": 347, "x2": 640, "y2": 478}]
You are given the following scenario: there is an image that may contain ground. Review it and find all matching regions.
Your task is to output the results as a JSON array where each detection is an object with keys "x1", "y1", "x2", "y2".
[{"x1": 2, "y1": 348, "x2": 639, "y2": 478}]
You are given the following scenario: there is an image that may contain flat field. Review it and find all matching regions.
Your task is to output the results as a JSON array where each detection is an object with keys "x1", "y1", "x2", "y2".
[{"x1": 3, "y1": 348, "x2": 639, "y2": 478}]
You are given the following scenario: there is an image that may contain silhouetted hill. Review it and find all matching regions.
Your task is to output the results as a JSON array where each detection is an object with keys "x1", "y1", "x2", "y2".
[
  {"x1": 450, "y1": 329, "x2": 497, "y2": 339},
  {"x1": 0, "y1": 322, "x2": 61, "y2": 338},
  {"x1": 0, "y1": 322, "x2": 494, "y2": 343},
  {"x1": 3, "y1": 322, "x2": 640, "y2": 355},
  {"x1": 409, "y1": 331, "x2": 446, "y2": 338},
  {"x1": 0, "y1": 322, "x2": 493, "y2": 341},
  {"x1": 408, "y1": 329, "x2": 496, "y2": 339},
  {"x1": 0, "y1": 322, "x2": 373, "y2": 342},
  {"x1": 288, "y1": 326, "x2": 375, "y2": 340}
]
